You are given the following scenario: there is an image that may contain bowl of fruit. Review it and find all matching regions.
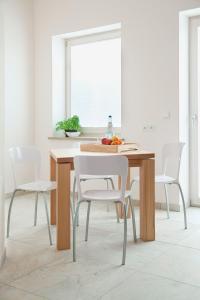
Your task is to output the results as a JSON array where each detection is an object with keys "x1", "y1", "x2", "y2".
[
  {"x1": 101, "y1": 136, "x2": 124, "y2": 145},
  {"x1": 80, "y1": 137, "x2": 138, "y2": 153}
]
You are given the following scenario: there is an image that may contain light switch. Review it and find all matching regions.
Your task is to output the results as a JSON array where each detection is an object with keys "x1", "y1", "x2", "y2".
[
  {"x1": 143, "y1": 125, "x2": 154, "y2": 131},
  {"x1": 163, "y1": 112, "x2": 171, "y2": 120}
]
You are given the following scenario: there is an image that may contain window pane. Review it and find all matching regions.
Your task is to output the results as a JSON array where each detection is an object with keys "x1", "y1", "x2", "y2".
[{"x1": 70, "y1": 38, "x2": 121, "y2": 127}]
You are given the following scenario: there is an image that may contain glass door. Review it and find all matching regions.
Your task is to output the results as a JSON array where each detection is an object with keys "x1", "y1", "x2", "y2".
[{"x1": 190, "y1": 16, "x2": 200, "y2": 205}]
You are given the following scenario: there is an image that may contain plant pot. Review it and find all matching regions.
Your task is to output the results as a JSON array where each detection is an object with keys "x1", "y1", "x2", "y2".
[{"x1": 65, "y1": 130, "x2": 80, "y2": 137}]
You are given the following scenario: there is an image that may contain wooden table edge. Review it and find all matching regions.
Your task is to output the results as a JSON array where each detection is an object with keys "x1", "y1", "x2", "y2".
[{"x1": 50, "y1": 152, "x2": 155, "y2": 164}]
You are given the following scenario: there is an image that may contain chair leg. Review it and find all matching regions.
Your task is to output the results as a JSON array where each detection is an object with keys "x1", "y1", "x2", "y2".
[
  {"x1": 73, "y1": 177, "x2": 80, "y2": 227},
  {"x1": 7, "y1": 189, "x2": 18, "y2": 238},
  {"x1": 106, "y1": 179, "x2": 110, "y2": 212},
  {"x1": 73, "y1": 201, "x2": 82, "y2": 262},
  {"x1": 109, "y1": 178, "x2": 115, "y2": 190},
  {"x1": 70, "y1": 198, "x2": 74, "y2": 224},
  {"x1": 85, "y1": 201, "x2": 91, "y2": 241},
  {"x1": 129, "y1": 197, "x2": 137, "y2": 242},
  {"x1": 108, "y1": 178, "x2": 120, "y2": 223},
  {"x1": 122, "y1": 203, "x2": 128, "y2": 265},
  {"x1": 176, "y1": 183, "x2": 187, "y2": 229},
  {"x1": 130, "y1": 179, "x2": 136, "y2": 191},
  {"x1": 164, "y1": 184, "x2": 170, "y2": 219},
  {"x1": 72, "y1": 176, "x2": 76, "y2": 213},
  {"x1": 34, "y1": 192, "x2": 39, "y2": 226},
  {"x1": 115, "y1": 203, "x2": 120, "y2": 223},
  {"x1": 130, "y1": 180, "x2": 137, "y2": 204},
  {"x1": 42, "y1": 193, "x2": 53, "y2": 245}
]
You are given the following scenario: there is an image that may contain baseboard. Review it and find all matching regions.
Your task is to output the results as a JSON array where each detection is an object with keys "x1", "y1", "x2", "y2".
[
  {"x1": 191, "y1": 203, "x2": 200, "y2": 208},
  {"x1": 132, "y1": 199, "x2": 181, "y2": 212},
  {"x1": 0, "y1": 248, "x2": 6, "y2": 269}
]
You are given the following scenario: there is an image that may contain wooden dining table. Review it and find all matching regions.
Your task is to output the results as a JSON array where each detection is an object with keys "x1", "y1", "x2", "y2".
[{"x1": 50, "y1": 148, "x2": 155, "y2": 250}]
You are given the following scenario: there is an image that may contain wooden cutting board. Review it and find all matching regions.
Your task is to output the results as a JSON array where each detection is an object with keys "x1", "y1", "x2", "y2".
[{"x1": 80, "y1": 142, "x2": 138, "y2": 153}]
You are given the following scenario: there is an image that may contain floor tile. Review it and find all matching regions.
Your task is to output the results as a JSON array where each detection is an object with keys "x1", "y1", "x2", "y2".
[
  {"x1": 0, "y1": 284, "x2": 45, "y2": 300},
  {"x1": 0, "y1": 239, "x2": 71, "y2": 283},
  {"x1": 155, "y1": 218, "x2": 199, "y2": 244},
  {"x1": 74, "y1": 231, "x2": 170, "y2": 269},
  {"x1": 3, "y1": 194, "x2": 200, "y2": 299},
  {"x1": 101, "y1": 271, "x2": 200, "y2": 300},
  {"x1": 178, "y1": 229, "x2": 200, "y2": 249},
  {"x1": 10, "y1": 258, "x2": 134, "y2": 299},
  {"x1": 143, "y1": 244, "x2": 200, "y2": 287}
]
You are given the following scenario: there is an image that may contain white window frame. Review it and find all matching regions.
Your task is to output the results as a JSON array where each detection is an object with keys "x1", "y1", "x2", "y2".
[{"x1": 65, "y1": 30, "x2": 121, "y2": 133}]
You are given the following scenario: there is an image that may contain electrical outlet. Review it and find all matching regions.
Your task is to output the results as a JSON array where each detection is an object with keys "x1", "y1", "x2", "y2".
[{"x1": 143, "y1": 125, "x2": 154, "y2": 131}]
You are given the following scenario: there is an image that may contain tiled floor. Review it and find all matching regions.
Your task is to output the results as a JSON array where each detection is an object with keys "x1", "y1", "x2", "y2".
[{"x1": 1, "y1": 194, "x2": 200, "y2": 299}]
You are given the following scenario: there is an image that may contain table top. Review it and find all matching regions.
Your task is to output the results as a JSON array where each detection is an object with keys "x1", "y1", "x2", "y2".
[{"x1": 50, "y1": 148, "x2": 155, "y2": 163}]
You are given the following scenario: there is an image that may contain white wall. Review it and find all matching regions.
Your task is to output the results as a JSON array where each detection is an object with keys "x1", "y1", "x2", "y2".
[
  {"x1": 34, "y1": 0, "x2": 200, "y2": 208},
  {"x1": 0, "y1": 0, "x2": 6, "y2": 268},
  {"x1": 4, "y1": 0, "x2": 34, "y2": 193}
]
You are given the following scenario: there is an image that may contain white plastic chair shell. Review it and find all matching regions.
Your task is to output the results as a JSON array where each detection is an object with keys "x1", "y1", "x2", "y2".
[
  {"x1": 7, "y1": 146, "x2": 56, "y2": 245},
  {"x1": 71, "y1": 174, "x2": 118, "y2": 225},
  {"x1": 131, "y1": 143, "x2": 187, "y2": 228},
  {"x1": 74, "y1": 155, "x2": 128, "y2": 203},
  {"x1": 72, "y1": 155, "x2": 137, "y2": 266}
]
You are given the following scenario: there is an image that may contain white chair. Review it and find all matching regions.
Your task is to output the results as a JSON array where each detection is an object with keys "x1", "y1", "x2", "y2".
[
  {"x1": 72, "y1": 175, "x2": 120, "y2": 224},
  {"x1": 131, "y1": 143, "x2": 187, "y2": 229},
  {"x1": 73, "y1": 155, "x2": 137, "y2": 265},
  {"x1": 7, "y1": 146, "x2": 57, "y2": 245}
]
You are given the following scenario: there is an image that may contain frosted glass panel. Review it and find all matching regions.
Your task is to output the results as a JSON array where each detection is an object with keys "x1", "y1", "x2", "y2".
[{"x1": 70, "y1": 38, "x2": 121, "y2": 127}]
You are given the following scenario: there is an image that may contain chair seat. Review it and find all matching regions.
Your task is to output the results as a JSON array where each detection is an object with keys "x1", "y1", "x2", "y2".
[
  {"x1": 80, "y1": 175, "x2": 113, "y2": 181},
  {"x1": 133, "y1": 175, "x2": 176, "y2": 184},
  {"x1": 155, "y1": 175, "x2": 176, "y2": 183},
  {"x1": 82, "y1": 189, "x2": 131, "y2": 201},
  {"x1": 17, "y1": 180, "x2": 57, "y2": 192}
]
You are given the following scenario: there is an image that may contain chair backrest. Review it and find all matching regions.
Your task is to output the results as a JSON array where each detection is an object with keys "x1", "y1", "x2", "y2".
[
  {"x1": 162, "y1": 143, "x2": 185, "y2": 181},
  {"x1": 74, "y1": 155, "x2": 128, "y2": 202},
  {"x1": 8, "y1": 146, "x2": 41, "y2": 188}
]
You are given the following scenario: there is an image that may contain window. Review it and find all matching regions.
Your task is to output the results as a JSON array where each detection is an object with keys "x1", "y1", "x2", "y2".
[{"x1": 66, "y1": 31, "x2": 121, "y2": 128}]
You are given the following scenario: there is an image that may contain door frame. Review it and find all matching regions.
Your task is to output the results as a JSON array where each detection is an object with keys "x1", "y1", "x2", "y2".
[{"x1": 189, "y1": 16, "x2": 200, "y2": 206}]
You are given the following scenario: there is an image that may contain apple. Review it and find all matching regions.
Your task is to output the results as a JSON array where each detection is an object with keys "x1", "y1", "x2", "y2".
[{"x1": 101, "y1": 138, "x2": 112, "y2": 145}]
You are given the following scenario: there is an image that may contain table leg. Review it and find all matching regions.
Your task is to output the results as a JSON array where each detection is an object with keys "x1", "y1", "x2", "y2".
[
  {"x1": 140, "y1": 159, "x2": 155, "y2": 241},
  {"x1": 50, "y1": 156, "x2": 56, "y2": 225},
  {"x1": 56, "y1": 162, "x2": 71, "y2": 250}
]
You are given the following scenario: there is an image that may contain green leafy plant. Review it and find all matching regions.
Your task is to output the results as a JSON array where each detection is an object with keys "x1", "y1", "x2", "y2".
[{"x1": 56, "y1": 115, "x2": 81, "y2": 132}]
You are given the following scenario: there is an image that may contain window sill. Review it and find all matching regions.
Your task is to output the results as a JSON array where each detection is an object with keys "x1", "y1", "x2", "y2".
[
  {"x1": 48, "y1": 135, "x2": 99, "y2": 141},
  {"x1": 49, "y1": 128, "x2": 121, "y2": 141}
]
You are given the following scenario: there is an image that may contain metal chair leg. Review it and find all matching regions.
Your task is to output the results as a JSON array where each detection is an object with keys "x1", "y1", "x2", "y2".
[
  {"x1": 129, "y1": 197, "x2": 137, "y2": 242},
  {"x1": 70, "y1": 198, "x2": 74, "y2": 224},
  {"x1": 85, "y1": 201, "x2": 91, "y2": 241},
  {"x1": 7, "y1": 189, "x2": 18, "y2": 238},
  {"x1": 164, "y1": 184, "x2": 170, "y2": 219},
  {"x1": 106, "y1": 179, "x2": 110, "y2": 212},
  {"x1": 122, "y1": 203, "x2": 127, "y2": 265},
  {"x1": 73, "y1": 201, "x2": 82, "y2": 262},
  {"x1": 108, "y1": 178, "x2": 120, "y2": 223},
  {"x1": 42, "y1": 193, "x2": 53, "y2": 245},
  {"x1": 34, "y1": 192, "x2": 39, "y2": 226},
  {"x1": 176, "y1": 183, "x2": 187, "y2": 229},
  {"x1": 73, "y1": 177, "x2": 80, "y2": 227},
  {"x1": 77, "y1": 210, "x2": 80, "y2": 226},
  {"x1": 72, "y1": 176, "x2": 76, "y2": 213},
  {"x1": 115, "y1": 203, "x2": 120, "y2": 223},
  {"x1": 130, "y1": 180, "x2": 137, "y2": 206},
  {"x1": 108, "y1": 178, "x2": 115, "y2": 190},
  {"x1": 130, "y1": 179, "x2": 136, "y2": 191}
]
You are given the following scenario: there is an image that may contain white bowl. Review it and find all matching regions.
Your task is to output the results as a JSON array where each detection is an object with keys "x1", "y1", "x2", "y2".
[{"x1": 66, "y1": 131, "x2": 81, "y2": 137}]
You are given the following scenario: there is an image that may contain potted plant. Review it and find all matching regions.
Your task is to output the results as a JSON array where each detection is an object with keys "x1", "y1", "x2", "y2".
[{"x1": 56, "y1": 115, "x2": 81, "y2": 137}]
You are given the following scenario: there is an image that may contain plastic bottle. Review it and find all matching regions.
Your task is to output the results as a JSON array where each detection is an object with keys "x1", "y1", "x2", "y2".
[{"x1": 106, "y1": 115, "x2": 113, "y2": 139}]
